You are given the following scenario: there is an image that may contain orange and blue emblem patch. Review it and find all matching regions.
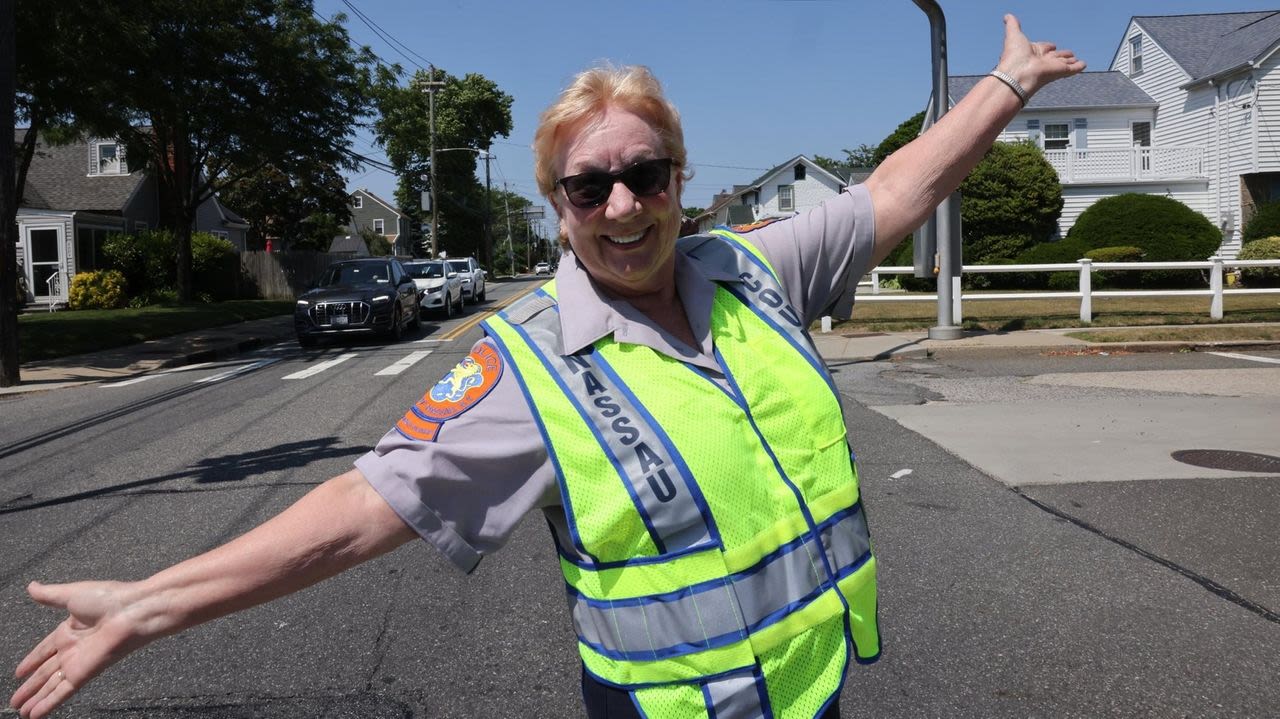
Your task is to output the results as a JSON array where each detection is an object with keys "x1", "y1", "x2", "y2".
[
  {"x1": 395, "y1": 343, "x2": 503, "y2": 442},
  {"x1": 730, "y1": 217, "x2": 785, "y2": 233}
]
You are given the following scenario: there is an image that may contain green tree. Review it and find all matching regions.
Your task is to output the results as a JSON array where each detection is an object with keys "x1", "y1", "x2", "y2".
[
  {"x1": 873, "y1": 111, "x2": 926, "y2": 167},
  {"x1": 682, "y1": 206, "x2": 705, "y2": 220},
  {"x1": 374, "y1": 67, "x2": 513, "y2": 266},
  {"x1": 958, "y1": 140, "x2": 1063, "y2": 263},
  {"x1": 83, "y1": 0, "x2": 379, "y2": 301},
  {"x1": 218, "y1": 161, "x2": 353, "y2": 252}
]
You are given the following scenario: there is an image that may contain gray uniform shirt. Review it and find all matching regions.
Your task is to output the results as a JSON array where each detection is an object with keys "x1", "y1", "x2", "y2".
[{"x1": 355, "y1": 184, "x2": 877, "y2": 572}]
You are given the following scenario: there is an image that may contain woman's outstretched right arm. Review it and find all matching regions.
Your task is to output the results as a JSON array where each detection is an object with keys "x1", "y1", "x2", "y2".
[{"x1": 10, "y1": 468, "x2": 416, "y2": 719}]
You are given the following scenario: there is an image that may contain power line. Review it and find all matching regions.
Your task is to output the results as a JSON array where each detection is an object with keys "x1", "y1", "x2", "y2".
[
  {"x1": 339, "y1": 0, "x2": 433, "y2": 72},
  {"x1": 311, "y1": 9, "x2": 399, "y2": 73}
]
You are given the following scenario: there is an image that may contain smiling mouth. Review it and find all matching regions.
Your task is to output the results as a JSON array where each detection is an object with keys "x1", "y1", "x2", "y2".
[{"x1": 604, "y1": 226, "x2": 650, "y2": 246}]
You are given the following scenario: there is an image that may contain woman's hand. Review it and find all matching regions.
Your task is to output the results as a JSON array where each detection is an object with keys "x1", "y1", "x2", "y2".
[
  {"x1": 997, "y1": 14, "x2": 1087, "y2": 96},
  {"x1": 10, "y1": 580, "x2": 160, "y2": 719}
]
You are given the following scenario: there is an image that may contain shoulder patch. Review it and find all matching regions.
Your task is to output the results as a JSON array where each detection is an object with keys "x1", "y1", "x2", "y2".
[
  {"x1": 395, "y1": 343, "x2": 503, "y2": 442},
  {"x1": 730, "y1": 217, "x2": 785, "y2": 233}
]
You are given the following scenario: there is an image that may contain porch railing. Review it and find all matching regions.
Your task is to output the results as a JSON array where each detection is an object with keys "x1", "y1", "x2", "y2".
[{"x1": 1043, "y1": 146, "x2": 1205, "y2": 183}]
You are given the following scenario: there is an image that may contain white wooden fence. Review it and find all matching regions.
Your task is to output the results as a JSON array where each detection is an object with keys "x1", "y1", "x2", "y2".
[{"x1": 850, "y1": 257, "x2": 1280, "y2": 325}]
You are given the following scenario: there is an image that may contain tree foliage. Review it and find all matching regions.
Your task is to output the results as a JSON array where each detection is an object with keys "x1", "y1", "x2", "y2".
[
  {"x1": 873, "y1": 111, "x2": 926, "y2": 167},
  {"x1": 217, "y1": 160, "x2": 354, "y2": 252},
  {"x1": 813, "y1": 144, "x2": 877, "y2": 176},
  {"x1": 1242, "y1": 200, "x2": 1280, "y2": 243},
  {"x1": 959, "y1": 141, "x2": 1063, "y2": 263},
  {"x1": 73, "y1": 0, "x2": 379, "y2": 300},
  {"x1": 374, "y1": 67, "x2": 513, "y2": 265}
]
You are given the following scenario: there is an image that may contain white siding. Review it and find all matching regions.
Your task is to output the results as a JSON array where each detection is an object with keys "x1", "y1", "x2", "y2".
[
  {"x1": 1111, "y1": 21, "x2": 1205, "y2": 147},
  {"x1": 1255, "y1": 52, "x2": 1280, "y2": 171},
  {"x1": 754, "y1": 160, "x2": 844, "y2": 219}
]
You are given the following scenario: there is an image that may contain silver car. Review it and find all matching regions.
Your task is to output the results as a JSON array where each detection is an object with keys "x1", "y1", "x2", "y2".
[
  {"x1": 446, "y1": 257, "x2": 487, "y2": 303},
  {"x1": 404, "y1": 260, "x2": 465, "y2": 319}
]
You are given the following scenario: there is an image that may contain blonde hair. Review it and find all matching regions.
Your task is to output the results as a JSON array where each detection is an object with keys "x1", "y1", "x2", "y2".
[{"x1": 533, "y1": 64, "x2": 690, "y2": 204}]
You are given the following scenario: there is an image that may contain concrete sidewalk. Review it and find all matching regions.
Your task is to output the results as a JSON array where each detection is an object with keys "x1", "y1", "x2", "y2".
[{"x1": 4, "y1": 316, "x2": 1279, "y2": 396}]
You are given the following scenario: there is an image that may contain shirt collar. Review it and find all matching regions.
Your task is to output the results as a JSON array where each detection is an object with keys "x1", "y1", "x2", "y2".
[{"x1": 554, "y1": 238, "x2": 735, "y2": 359}]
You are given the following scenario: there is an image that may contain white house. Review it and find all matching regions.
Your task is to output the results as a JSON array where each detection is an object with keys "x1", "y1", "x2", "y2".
[
  {"x1": 951, "y1": 9, "x2": 1280, "y2": 258},
  {"x1": 694, "y1": 155, "x2": 854, "y2": 233}
]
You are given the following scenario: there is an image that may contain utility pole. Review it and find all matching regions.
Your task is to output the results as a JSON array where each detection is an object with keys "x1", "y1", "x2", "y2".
[
  {"x1": 502, "y1": 184, "x2": 515, "y2": 275},
  {"x1": 418, "y1": 67, "x2": 446, "y2": 259},
  {"x1": 481, "y1": 149, "x2": 493, "y2": 270}
]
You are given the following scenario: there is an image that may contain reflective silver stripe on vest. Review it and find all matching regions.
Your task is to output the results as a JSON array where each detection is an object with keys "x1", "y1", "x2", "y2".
[
  {"x1": 569, "y1": 506, "x2": 871, "y2": 661},
  {"x1": 517, "y1": 306, "x2": 716, "y2": 556},
  {"x1": 703, "y1": 671, "x2": 767, "y2": 719},
  {"x1": 690, "y1": 233, "x2": 824, "y2": 373}
]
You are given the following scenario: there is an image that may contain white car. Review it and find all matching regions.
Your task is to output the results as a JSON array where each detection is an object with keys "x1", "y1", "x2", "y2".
[
  {"x1": 534, "y1": 261, "x2": 552, "y2": 276},
  {"x1": 446, "y1": 257, "x2": 487, "y2": 303},
  {"x1": 404, "y1": 260, "x2": 465, "y2": 319}
]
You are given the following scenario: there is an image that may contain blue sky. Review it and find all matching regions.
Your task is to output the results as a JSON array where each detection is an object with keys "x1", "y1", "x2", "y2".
[{"x1": 317, "y1": 0, "x2": 1279, "y2": 222}]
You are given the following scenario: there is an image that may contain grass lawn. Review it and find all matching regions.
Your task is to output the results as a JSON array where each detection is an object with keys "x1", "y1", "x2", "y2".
[
  {"x1": 18, "y1": 300, "x2": 294, "y2": 363},
  {"x1": 833, "y1": 293, "x2": 1280, "y2": 334},
  {"x1": 1066, "y1": 325, "x2": 1280, "y2": 343}
]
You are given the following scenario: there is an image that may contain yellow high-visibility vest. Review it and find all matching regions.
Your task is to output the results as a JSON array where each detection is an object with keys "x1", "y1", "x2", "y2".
[{"x1": 483, "y1": 230, "x2": 879, "y2": 718}]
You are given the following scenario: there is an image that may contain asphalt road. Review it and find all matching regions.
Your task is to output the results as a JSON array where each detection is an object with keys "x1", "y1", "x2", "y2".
[{"x1": 1, "y1": 295, "x2": 1278, "y2": 717}]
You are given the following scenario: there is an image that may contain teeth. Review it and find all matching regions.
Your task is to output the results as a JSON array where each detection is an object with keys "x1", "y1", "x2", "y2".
[{"x1": 606, "y1": 230, "x2": 645, "y2": 245}]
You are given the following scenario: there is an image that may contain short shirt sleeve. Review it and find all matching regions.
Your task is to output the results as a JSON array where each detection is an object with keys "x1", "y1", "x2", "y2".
[
  {"x1": 355, "y1": 337, "x2": 558, "y2": 573},
  {"x1": 736, "y1": 183, "x2": 877, "y2": 323}
]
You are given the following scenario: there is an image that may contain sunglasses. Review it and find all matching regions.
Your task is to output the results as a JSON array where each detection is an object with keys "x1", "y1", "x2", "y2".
[{"x1": 556, "y1": 158, "x2": 674, "y2": 209}]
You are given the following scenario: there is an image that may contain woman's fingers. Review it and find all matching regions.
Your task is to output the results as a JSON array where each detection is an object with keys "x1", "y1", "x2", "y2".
[{"x1": 18, "y1": 670, "x2": 76, "y2": 719}]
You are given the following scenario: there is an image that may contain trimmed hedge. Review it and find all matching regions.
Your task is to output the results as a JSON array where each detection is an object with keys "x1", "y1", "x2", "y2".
[
  {"x1": 1066, "y1": 193, "x2": 1220, "y2": 288},
  {"x1": 1238, "y1": 236, "x2": 1280, "y2": 287},
  {"x1": 69, "y1": 270, "x2": 128, "y2": 310},
  {"x1": 1242, "y1": 201, "x2": 1280, "y2": 243}
]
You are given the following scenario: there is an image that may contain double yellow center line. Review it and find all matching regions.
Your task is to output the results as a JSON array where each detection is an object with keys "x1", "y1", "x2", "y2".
[{"x1": 439, "y1": 281, "x2": 547, "y2": 341}]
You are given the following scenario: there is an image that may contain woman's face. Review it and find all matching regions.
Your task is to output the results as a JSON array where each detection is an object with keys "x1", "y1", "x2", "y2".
[{"x1": 552, "y1": 106, "x2": 683, "y2": 299}]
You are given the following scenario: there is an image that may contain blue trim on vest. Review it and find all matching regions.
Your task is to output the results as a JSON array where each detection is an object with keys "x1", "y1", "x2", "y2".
[
  {"x1": 556, "y1": 538, "x2": 718, "y2": 571},
  {"x1": 583, "y1": 660, "x2": 759, "y2": 692},
  {"x1": 714, "y1": 346, "x2": 852, "y2": 617},
  {"x1": 502, "y1": 316, "x2": 664, "y2": 557},
  {"x1": 585, "y1": 344, "x2": 725, "y2": 554},
  {"x1": 700, "y1": 682, "x2": 717, "y2": 718},
  {"x1": 485, "y1": 318, "x2": 599, "y2": 565},
  {"x1": 679, "y1": 361, "x2": 742, "y2": 407},
  {"x1": 753, "y1": 666, "x2": 775, "y2": 719}
]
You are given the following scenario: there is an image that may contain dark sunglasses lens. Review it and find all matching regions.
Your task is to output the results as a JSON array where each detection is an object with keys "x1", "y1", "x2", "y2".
[
  {"x1": 623, "y1": 160, "x2": 671, "y2": 196},
  {"x1": 564, "y1": 174, "x2": 610, "y2": 208}
]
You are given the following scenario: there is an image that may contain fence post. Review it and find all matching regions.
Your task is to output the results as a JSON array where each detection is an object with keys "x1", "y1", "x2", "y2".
[
  {"x1": 871, "y1": 269, "x2": 880, "y2": 295},
  {"x1": 1078, "y1": 258, "x2": 1092, "y2": 323},
  {"x1": 951, "y1": 275, "x2": 962, "y2": 325},
  {"x1": 1210, "y1": 256, "x2": 1223, "y2": 320}
]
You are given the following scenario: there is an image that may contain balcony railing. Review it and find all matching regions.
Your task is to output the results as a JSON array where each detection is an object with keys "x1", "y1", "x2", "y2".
[{"x1": 1043, "y1": 146, "x2": 1205, "y2": 183}]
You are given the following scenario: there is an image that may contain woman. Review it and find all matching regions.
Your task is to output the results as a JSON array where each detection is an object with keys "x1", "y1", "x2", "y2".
[{"x1": 10, "y1": 15, "x2": 1082, "y2": 719}]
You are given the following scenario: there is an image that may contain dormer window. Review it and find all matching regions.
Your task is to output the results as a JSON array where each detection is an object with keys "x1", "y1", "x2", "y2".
[
  {"x1": 91, "y1": 141, "x2": 127, "y2": 176},
  {"x1": 353, "y1": 195, "x2": 363, "y2": 209},
  {"x1": 1129, "y1": 35, "x2": 1143, "y2": 76}
]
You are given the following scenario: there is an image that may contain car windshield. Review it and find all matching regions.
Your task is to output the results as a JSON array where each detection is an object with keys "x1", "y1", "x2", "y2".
[
  {"x1": 406, "y1": 262, "x2": 445, "y2": 279},
  {"x1": 319, "y1": 262, "x2": 389, "y2": 286},
  {"x1": 447, "y1": 260, "x2": 469, "y2": 273}
]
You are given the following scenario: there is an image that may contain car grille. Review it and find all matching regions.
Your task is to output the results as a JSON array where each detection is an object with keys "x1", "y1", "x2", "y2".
[{"x1": 309, "y1": 301, "x2": 371, "y2": 326}]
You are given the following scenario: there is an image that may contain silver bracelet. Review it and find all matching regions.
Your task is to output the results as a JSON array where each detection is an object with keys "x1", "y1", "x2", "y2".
[{"x1": 989, "y1": 69, "x2": 1029, "y2": 107}]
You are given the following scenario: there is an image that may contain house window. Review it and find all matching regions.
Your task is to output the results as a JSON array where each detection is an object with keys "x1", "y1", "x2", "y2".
[
  {"x1": 210, "y1": 230, "x2": 229, "y2": 240},
  {"x1": 134, "y1": 221, "x2": 148, "y2": 232},
  {"x1": 93, "y1": 142, "x2": 126, "y2": 175},
  {"x1": 1129, "y1": 35, "x2": 1143, "y2": 76},
  {"x1": 76, "y1": 227, "x2": 114, "y2": 271},
  {"x1": 777, "y1": 185, "x2": 794, "y2": 212},
  {"x1": 1043, "y1": 123, "x2": 1070, "y2": 151},
  {"x1": 373, "y1": 218, "x2": 385, "y2": 234},
  {"x1": 1132, "y1": 121, "x2": 1152, "y2": 147},
  {"x1": 353, "y1": 195, "x2": 363, "y2": 209},
  {"x1": 794, "y1": 164, "x2": 806, "y2": 181}
]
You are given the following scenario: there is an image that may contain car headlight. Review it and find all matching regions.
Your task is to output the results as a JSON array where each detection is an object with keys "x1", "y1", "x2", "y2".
[
  {"x1": 371, "y1": 295, "x2": 391, "y2": 303},
  {"x1": 296, "y1": 299, "x2": 309, "y2": 306}
]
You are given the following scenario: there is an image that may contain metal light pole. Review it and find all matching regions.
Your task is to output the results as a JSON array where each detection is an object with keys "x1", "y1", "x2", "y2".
[{"x1": 913, "y1": 0, "x2": 964, "y2": 340}]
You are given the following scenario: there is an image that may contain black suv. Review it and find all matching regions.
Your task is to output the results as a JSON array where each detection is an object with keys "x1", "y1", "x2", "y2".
[{"x1": 294, "y1": 258, "x2": 420, "y2": 347}]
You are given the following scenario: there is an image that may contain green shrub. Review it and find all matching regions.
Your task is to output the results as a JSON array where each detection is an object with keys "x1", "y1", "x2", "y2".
[
  {"x1": 1242, "y1": 202, "x2": 1280, "y2": 243},
  {"x1": 960, "y1": 141, "x2": 1063, "y2": 258},
  {"x1": 192, "y1": 232, "x2": 238, "y2": 301},
  {"x1": 883, "y1": 236, "x2": 935, "y2": 292},
  {"x1": 104, "y1": 229, "x2": 177, "y2": 297},
  {"x1": 1010, "y1": 239, "x2": 1087, "y2": 290},
  {"x1": 68, "y1": 270, "x2": 128, "y2": 310},
  {"x1": 1083, "y1": 245, "x2": 1146, "y2": 289},
  {"x1": 1067, "y1": 193, "x2": 1220, "y2": 288},
  {"x1": 1238, "y1": 236, "x2": 1280, "y2": 287},
  {"x1": 127, "y1": 288, "x2": 181, "y2": 308}
]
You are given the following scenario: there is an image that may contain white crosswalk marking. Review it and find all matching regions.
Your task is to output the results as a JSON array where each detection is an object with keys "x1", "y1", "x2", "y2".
[
  {"x1": 281, "y1": 353, "x2": 357, "y2": 380},
  {"x1": 194, "y1": 358, "x2": 282, "y2": 384},
  {"x1": 1208, "y1": 351, "x2": 1280, "y2": 366},
  {"x1": 375, "y1": 350, "x2": 434, "y2": 376},
  {"x1": 103, "y1": 375, "x2": 157, "y2": 388},
  {"x1": 103, "y1": 361, "x2": 225, "y2": 388}
]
